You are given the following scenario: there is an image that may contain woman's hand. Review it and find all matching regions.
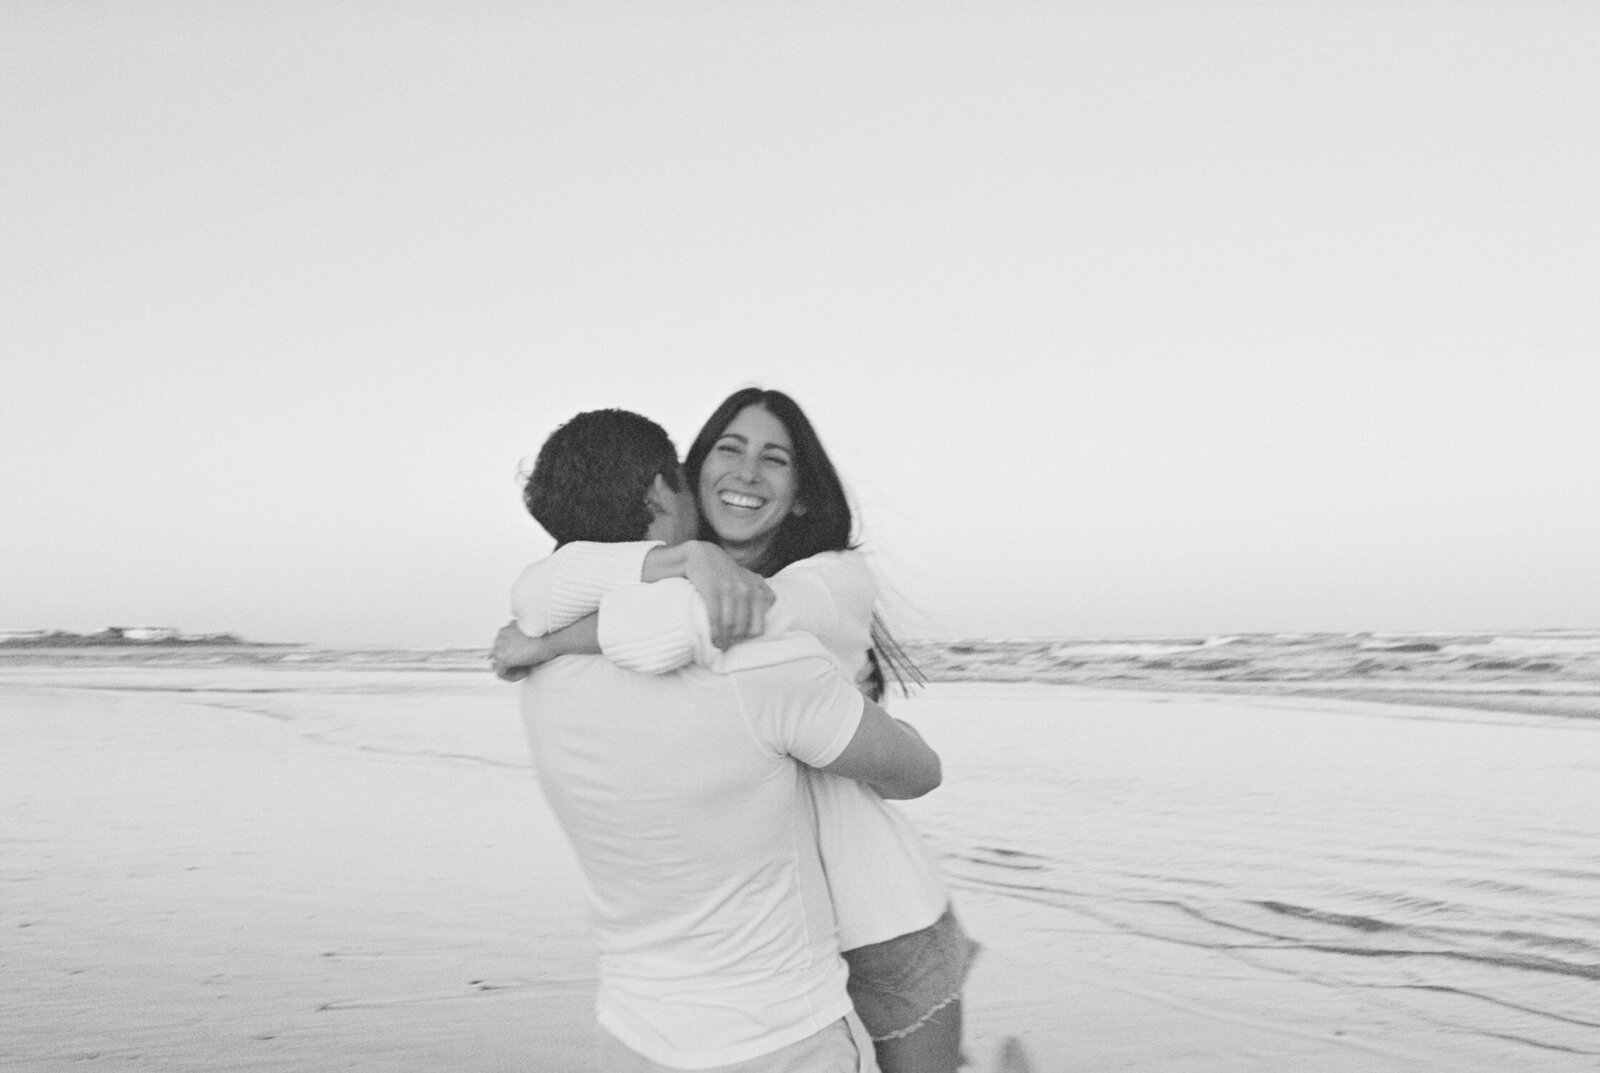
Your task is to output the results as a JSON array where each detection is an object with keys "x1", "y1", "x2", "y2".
[
  {"x1": 490, "y1": 621, "x2": 550, "y2": 681},
  {"x1": 681, "y1": 542, "x2": 775, "y2": 649}
]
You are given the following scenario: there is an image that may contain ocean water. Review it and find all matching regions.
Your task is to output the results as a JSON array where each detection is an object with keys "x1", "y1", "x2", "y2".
[
  {"x1": 906, "y1": 628, "x2": 1600, "y2": 716},
  {"x1": 899, "y1": 683, "x2": 1600, "y2": 1068},
  {"x1": 6, "y1": 629, "x2": 1597, "y2": 1067},
  {"x1": 891, "y1": 630, "x2": 1600, "y2": 1068},
  {"x1": 22, "y1": 627, "x2": 1600, "y2": 703}
]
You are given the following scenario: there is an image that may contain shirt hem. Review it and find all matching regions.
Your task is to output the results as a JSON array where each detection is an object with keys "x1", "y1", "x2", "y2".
[{"x1": 596, "y1": 994, "x2": 856, "y2": 1070}]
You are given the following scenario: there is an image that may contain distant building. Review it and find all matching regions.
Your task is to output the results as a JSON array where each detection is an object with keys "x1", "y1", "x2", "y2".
[
  {"x1": 107, "y1": 626, "x2": 181, "y2": 642},
  {"x1": 0, "y1": 629, "x2": 49, "y2": 642}
]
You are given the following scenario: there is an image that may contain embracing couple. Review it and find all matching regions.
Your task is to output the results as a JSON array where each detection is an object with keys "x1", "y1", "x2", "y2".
[{"x1": 492, "y1": 388, "x2": 977, "y2": 1072}]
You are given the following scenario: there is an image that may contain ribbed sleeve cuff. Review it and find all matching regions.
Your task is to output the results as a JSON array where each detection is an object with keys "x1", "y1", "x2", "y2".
[
  {"x1": 512, "y1": 540, "x2": 660, "y2": 634},
  {"x1": 597, "y1": 579, "x2": 716, "y2": 674}
]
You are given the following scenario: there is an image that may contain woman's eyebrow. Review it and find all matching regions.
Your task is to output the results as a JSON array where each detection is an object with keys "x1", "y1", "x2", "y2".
[{"x1": 719, "y1": 432, "x2": 790, "y2": 453}]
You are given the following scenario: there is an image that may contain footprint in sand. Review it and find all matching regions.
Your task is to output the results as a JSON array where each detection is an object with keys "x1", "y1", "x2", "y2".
[{"x1": 993, "y1": 1035, "x2": 1035, "y2": 1072}]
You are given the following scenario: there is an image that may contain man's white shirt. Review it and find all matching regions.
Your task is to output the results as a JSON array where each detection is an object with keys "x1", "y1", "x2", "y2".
[{"x1": 519, "y1": 632, "x2": 865, "y2": 1068}]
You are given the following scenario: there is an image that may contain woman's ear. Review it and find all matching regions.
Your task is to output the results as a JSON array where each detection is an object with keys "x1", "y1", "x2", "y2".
[{"x1": 791, "y1": 499, "x2": 808, "y2": 517}]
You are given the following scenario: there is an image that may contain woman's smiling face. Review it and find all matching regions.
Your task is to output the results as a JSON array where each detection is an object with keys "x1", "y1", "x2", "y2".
[{"x1": 697, "y1": 404, "x2": 803, "y2": 565}]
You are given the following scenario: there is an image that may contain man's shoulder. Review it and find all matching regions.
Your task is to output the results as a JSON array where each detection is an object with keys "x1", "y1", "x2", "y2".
[
  {"x1": 711, "y1": 633, "x2": 838, "y2": 677},
  {"x1": 708, "y1": 635, "x2": 861, "y2": 723},
  {"x1": 520, "y1": 635, "x2": 842, "y2": 698}
]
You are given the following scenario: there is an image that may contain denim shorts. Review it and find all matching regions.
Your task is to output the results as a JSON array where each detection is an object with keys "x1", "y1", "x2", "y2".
[{"x1": 843, "y1": 904, "x2": 980, "y2": 1041}]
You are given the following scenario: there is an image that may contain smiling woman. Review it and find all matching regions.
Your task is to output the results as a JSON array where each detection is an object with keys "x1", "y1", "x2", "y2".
[
  {"x1": 697, "y1": 404, "x2": 804, "y2": 565},
  {"x1": 683, "y1": 387, "x2": 852, "y2": 583}
]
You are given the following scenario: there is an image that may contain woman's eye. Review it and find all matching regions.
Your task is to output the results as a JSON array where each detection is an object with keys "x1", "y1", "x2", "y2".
[
  {"x1": 763, "y1": 454, "x2": 790, "y2": 467},
  {"x1": 715, "y1": 443, "x2": 739, "y2": 456}
]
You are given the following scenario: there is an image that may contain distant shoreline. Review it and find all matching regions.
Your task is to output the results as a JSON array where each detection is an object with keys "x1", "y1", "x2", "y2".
[
  {"x1": 4, "y1": 633, "x2": 1597, "y2": 727},
  {"x1": 0, "y1": 630, "x2": 251, "y2": 649}
]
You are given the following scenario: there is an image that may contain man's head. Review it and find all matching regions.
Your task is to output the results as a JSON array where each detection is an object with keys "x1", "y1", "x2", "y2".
[{"x1": 522, "y1": 409, "x2": 698, "y2": 547}]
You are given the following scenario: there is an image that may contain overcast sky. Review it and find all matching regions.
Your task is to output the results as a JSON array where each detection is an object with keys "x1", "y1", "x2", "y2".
[{"x1": 4, "y1": 2, "x2": 1597, "y2": 648}]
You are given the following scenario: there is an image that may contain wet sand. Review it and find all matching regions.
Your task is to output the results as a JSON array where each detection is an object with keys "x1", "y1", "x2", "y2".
[{"x1": 3, "y1": 660, "x2": 1596, "y2": 1070}]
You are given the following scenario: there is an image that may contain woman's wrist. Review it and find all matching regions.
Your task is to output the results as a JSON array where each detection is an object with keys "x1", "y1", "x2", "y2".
[
  {"x1": 641, "y1": 542, "x2": 687, "y2": 582},
  {"x1": 642, "y1": 540, "x2": 723, "y2": 582}
]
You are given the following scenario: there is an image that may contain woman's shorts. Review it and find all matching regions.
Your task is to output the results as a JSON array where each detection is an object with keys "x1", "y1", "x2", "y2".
[{"x1": 843, "y1": 904, "x2": 980, "y2": 1042}]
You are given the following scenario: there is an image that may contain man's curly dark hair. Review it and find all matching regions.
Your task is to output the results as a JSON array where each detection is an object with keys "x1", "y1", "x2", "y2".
[{"x1": 522, "y1": 409, "x2": 683, "y2": 547}]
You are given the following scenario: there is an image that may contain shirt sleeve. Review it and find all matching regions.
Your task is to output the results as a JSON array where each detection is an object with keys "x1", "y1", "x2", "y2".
[
  {"x1": 594, "y1": 550, "x2": 881, "y2": 677},
  {"x1": 596, "y1": 579, "x2": 718, "y2": 674},
  {"x1": 726, "y1": 642, "x2": 866, "y2": 768},
  {"x1": 509, "y1": 541, "x2": 661, "y2": 635},
  {"x1": 765, "y1": 551, "x2": 877, "y2": 671}
]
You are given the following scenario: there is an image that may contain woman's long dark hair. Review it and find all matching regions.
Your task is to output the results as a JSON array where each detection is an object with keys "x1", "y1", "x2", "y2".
[{"x1": 684, "y1": 387, "x2": 925, "y2": 701}]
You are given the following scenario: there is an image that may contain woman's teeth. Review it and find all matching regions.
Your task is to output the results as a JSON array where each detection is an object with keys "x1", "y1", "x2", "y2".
[{"x1": 719, "y1": 491, "x2": 765, "y2": 511}]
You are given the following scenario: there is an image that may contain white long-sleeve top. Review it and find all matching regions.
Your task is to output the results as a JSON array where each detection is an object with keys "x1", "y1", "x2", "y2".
[{"x1": 510, "y1": 541, "x2": 948, "y2": 951}]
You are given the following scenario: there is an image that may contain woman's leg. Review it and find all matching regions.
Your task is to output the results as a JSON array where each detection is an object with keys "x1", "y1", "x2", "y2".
[{"x1": 872, "y1": 997, "x2": 963, "y2": 1073}]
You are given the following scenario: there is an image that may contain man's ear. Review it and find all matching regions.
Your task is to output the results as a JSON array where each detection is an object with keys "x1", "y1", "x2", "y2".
[{"x1": 645, "y1": 473, "x2": 673, "y2": 517}]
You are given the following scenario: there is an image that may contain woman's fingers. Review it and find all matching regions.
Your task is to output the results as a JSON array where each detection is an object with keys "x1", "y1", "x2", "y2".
[
  {"x1": 747, "y1": 579, "x2": 773, "y2": 637},
  {"x1": 491, "y1": 621, "x2": 548, "y2": 670},
  {"x1": 693, "y1": 564, "x2": 775, "y2": 649},
  {"x1": 706, "y1": 581, "x2": 743, "y2": 648},
  {"x1": 708, "y1": 590, "x2": 728, "y2": 648},
  {"x1": 720, "y1": 581, "x2": 749, "y2": 648},
  {"x1": 720, "y1": 588, "x2": 740, "y2": 648},
  {"x1": 723, "y1": 577, "x2": 774, "y2": 647}
]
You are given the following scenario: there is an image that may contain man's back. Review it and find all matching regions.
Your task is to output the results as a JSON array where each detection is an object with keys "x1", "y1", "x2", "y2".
[{"x1": 520, "y1": 634, "x2": 865, "y2": 1068}]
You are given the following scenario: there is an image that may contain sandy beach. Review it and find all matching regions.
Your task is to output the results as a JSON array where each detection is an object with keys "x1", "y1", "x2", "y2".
[{"x1": 4, "y1": 647, "x2": 1597, "y2": 1071}]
